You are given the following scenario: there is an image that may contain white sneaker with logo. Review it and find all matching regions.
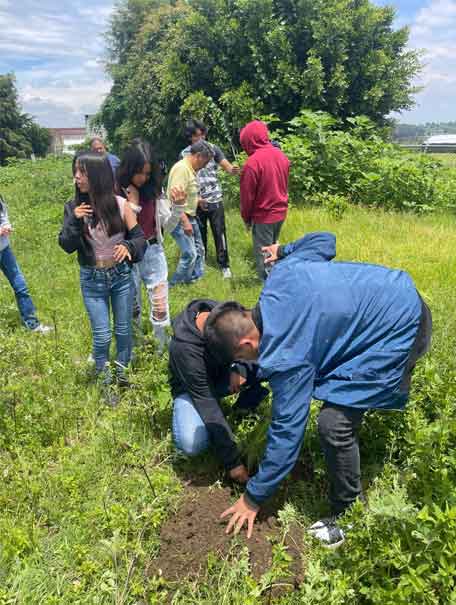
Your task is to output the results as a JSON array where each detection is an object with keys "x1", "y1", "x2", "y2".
[{"x1": 222, "y1": 267, "x2": 232, "y2": 279}]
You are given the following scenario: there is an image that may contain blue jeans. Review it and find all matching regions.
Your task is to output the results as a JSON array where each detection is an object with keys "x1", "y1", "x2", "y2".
[
  {"x1": 0, "y1": 245, "x2": 39, "y2": 329},
  {"x1": 80, "y1": 261, "x2": 133, "y2": 373},
  {"x1": 172, "y1": 393, "x2": 209, "y2": 456},
  {"x1": 169, "y1": 217, "x2": 205, "y2": 286}
]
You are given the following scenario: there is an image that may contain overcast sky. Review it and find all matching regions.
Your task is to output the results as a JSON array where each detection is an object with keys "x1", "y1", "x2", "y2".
[{"x1": 0, "y1": 0, "x2": 454, "y2": 127}]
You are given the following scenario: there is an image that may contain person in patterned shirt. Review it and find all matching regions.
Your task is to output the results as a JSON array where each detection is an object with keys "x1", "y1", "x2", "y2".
[{"x1": 181, "y1": 119, "x2": 240, "y2": 279}]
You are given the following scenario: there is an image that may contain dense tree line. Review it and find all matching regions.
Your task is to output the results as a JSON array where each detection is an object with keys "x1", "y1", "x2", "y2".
[
  {"x1": 393, "y1": 121, "x2": 456, "y2": 143},
  {"x1": 0, "y1": 74, "x2": 50, "y2": 165},
  {"x1": 98, "y1": 0, "x2": 421, "y2": 158}
]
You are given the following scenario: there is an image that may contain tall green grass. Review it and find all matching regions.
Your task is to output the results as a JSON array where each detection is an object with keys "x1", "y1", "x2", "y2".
[{"x1": 0, "y1": 157, "x2": 455, "y2": 603}]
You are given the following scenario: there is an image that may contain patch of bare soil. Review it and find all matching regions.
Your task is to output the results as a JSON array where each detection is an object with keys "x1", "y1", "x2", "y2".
[{"x1": 147, "y1": 482, "x2": 304, "y2": 588}]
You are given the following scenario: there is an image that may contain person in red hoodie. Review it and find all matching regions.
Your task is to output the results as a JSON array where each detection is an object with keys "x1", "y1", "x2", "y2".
[{"x1": 240, "y1": 121, "x2": 290, "y2": 280}]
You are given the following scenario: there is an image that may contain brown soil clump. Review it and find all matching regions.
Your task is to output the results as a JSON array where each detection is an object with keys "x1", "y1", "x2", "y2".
[{"x1": 147, "y1": 482, "x2": 304, "y2": 588}]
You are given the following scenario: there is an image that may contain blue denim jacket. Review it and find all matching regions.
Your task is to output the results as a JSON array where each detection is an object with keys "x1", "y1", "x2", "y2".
[{"x1": 246, "y1": 232, "x2": 423, "y2": 505}]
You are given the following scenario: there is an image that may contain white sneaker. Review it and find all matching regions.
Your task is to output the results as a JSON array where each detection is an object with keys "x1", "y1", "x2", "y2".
[
  {"x1": 87, "y1": 353, "x2": 95, "y2": 364},
  {"x1": 30, "y1": 323, "x2": 53, "y2": 334},
  {"x1": 308, "y1": 517, "x2": 346, "y2": 548},
  {"x1": 222, "y1": 267, "x2": 232, "y2": 279}
]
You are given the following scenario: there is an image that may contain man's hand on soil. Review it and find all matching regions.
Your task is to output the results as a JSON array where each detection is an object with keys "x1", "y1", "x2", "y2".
[
  {"x1": 228, "y1": 464, "x2": 249, "y2": 484},
  {"x1": 220, "y1": 493, "x2": 259, "y2": 539}
]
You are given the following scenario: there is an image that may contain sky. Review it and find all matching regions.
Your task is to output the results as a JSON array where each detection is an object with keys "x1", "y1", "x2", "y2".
[{"x1": 0, "y1": 0, "x2": 455, "y2": 127}]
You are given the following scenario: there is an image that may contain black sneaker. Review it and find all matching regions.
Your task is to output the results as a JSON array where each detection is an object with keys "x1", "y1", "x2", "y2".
[{"x1": 307, "y1": 517, "x2": 346, "y2": 548}]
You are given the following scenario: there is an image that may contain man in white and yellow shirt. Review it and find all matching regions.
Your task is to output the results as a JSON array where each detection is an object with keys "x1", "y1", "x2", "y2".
[{"x1": 167, "y1": 140, "x2": 213, "y2": 285}]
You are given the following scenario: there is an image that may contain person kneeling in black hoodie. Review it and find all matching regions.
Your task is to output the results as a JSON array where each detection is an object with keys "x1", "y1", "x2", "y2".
[{"x1": 169, "y1": 299, "x2": 269, "y2": 482}]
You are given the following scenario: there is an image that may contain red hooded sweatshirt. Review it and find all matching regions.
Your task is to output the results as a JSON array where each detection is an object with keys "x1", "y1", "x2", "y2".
[{"x1": 240, "y1": 121, "x2": 290, "y2": 224}]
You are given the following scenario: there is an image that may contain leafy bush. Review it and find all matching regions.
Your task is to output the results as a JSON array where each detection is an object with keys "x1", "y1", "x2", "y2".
[{"x1": 280, "y1": 110, "x2": 456, "y2": 214}]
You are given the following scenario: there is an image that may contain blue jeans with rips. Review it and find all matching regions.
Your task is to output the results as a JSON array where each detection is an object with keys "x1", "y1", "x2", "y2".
[
  {"x1": 169, "y1": 217, "x2": 205, "y2": 286},
  {"x1": 0, "y1": 245, "x2": 39, "y2": 329},
  {"x1": 80, "y1": 261, "x2": 133, "y2": 373},
  {"x1": 133, "y1": 242, "x2": 169, "y2": 328}
]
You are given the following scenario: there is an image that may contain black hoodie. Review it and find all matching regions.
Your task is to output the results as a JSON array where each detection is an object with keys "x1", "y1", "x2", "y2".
[{"x1": 169, "y1": 299, "x2": 243, "y2": 470}]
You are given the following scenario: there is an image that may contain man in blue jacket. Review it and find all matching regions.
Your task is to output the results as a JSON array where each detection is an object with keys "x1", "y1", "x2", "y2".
[{"x1": 204, "y1": 232, "x2": 432, "y2": 546}]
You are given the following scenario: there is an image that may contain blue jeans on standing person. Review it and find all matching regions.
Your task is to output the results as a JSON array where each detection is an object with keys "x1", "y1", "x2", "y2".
[
  {"x1": 0, "y1": 245, "x2": 40, "y2": 329},
  {"x1": 80, "y1": 261, "x2": 133, "y2": 375},
  {"x1": 169, "y1": 217, "x2": 205, "y2": 286},
  {"x1": 172, "y1": 393, "x2": 210, "y2": 455}
]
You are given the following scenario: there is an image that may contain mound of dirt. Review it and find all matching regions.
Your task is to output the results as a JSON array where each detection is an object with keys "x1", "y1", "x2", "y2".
[{"x1": 147, "y1": 482, "x2": 304, "y2": 586}]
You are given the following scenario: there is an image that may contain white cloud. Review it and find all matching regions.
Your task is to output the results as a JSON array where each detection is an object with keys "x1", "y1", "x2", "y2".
[
  {"x1": 401, "y1": 0, "x2": 456, "y2": 122},
  {"x1": 0, "y1": 0, "x2": 114, "y2": 127},
  {"x1": 1, "y1": 0, "x2": 454, "y2": 126}
]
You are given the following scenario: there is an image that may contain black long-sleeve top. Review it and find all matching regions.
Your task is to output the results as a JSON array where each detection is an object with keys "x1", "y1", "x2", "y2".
[
  {"x1": 58, "y1": 198, "x2": 146, "y2": 265},
  {"x1": 169, "y1": 299, "x2": 258, "y2": 470}
]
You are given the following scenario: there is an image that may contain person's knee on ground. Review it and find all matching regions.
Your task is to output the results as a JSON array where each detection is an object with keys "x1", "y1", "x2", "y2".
[
  {"x1": 174, "y1": 426, "x2": 209, "y2": 456},
  {"x1": 172, "y1": 394, "x2": 209, "y2": 456}
]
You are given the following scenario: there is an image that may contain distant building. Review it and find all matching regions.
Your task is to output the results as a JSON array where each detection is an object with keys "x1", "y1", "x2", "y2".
[
  {"x1": 48, "y1": 115, "x2": 107, "y2": 155},
  {"x1": 49, "y1": 128, "x2": 87, "y2": 155},
  {"x1": 422, "y1": 135, "x2": 456, "y2": 153}
]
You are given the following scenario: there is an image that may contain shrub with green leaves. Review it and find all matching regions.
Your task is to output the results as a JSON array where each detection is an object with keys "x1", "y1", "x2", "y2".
[{"x1": 279, "y1": 110, "x2": 455, "y2": 214}]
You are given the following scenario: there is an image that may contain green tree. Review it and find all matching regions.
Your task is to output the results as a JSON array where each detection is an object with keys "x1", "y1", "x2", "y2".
[
  {"x1": 99, "y1": 0, "x2": 421, "y2": 158},
  {"x1": 24, "y1": 122, "x2": 51, "y2": 157},
  {"x1": 0, "y1": 74, "x2": 49, "y2": 164},
  {"x1": 0, "y1": 74, "x2": 32, "y2": 164}
]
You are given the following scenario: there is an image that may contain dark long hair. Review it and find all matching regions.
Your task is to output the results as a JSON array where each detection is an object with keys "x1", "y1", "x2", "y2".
[
  {"x1": 72, "y1": 151, "x2": 123, "y2": 237},
  {"x1": 116, "y1": 139, "x2": 162, "y2": 203}
]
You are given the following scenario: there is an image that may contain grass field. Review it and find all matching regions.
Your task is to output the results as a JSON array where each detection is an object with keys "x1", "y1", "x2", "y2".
[
  {"x1": 430, "y1": 152, "x2": 456, "y2": 168},
  {"x1": 1, "y1": 157, "x2": 456, "y2": 604}
]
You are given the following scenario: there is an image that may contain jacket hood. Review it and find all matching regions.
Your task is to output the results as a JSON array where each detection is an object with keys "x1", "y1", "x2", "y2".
[
  {"x1": 240, "y1": 121, "x2": 271, "y2": 156},
  {"x1": 171, "y1": 299, "x2": 218, "y2": 345}
]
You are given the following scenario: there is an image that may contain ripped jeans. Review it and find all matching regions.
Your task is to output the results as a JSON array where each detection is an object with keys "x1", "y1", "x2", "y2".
[{"x1": 132, "y1": 242, "x2": 170, "y2": 339}]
